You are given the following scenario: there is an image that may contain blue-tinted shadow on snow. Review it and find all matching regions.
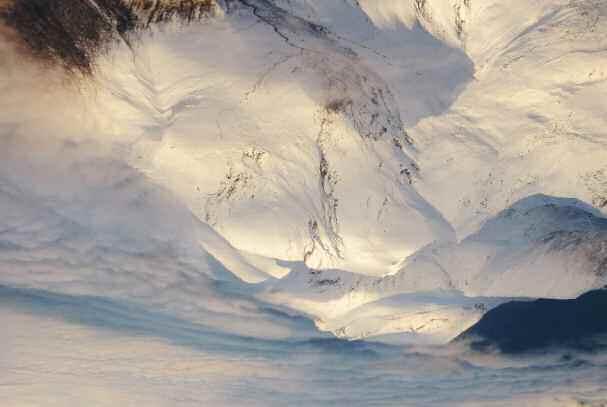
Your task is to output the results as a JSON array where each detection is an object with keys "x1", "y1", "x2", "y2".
[{"x1": 0, "y1": 284, "x2": 396, "y2": 360}]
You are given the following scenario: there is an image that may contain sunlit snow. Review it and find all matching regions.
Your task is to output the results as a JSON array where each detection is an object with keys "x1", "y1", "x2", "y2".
[{"x1": 1, "y1": 0, "x2": 607, "y2": 405}]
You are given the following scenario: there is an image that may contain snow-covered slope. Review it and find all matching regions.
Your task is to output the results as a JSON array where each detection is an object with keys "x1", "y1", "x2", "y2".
[
  {"x1": 0, "y1": 0, "x2": 606, "y2": 346},
  {"x1": 260, "y1": 194, "x2": 607, "y2": 343},
  {"x1": 410, "y1": 0, "x2": 607, "y2": 234}
]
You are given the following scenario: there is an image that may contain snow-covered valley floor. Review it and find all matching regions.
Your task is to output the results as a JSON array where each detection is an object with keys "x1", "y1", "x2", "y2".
[{"x1": 3, "y1": 286, "x2": 607, "y2": 407}]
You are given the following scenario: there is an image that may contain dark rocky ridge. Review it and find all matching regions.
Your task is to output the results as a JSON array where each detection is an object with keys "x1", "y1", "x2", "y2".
[
  {"x1": 455, "y1": 289, "x2": 607, "y2": 353},
  {"x1": 0, "y1": 0, "x2": 215, "y2": 74}
]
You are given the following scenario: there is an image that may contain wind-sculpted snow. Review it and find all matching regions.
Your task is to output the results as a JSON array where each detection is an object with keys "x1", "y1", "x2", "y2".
[
  {"x1": 0, "y1": 133, "x2": 324, "y2": 339},
  {"x1": 3, "y1": 286, "x2": 607, "y2": 406},
  {"x1": 260, "y1": 194, "x2": 607, "y2": 343},
  {"x1": 1, "y1": 0, "x2": 607, "y2": 405}
]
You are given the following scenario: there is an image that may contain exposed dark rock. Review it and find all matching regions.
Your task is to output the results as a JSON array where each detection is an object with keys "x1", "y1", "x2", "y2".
[
  {"x1": 0, "y1": 0, "x2": 215, "y2": 74},
  {"x1": 0, "y1": 0, "x2": 136, "y2": 73},
  {"x1": 129, "y1": 0, "x2": 215, "y2": 26}
]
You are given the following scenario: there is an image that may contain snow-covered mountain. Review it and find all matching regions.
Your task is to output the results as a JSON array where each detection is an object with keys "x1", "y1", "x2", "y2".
[{"x1": 1, "y1": 0, "x2": 606, "y2": 347}]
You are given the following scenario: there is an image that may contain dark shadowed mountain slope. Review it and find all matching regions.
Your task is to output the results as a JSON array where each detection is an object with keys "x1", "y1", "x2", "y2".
[{"x1": 455, "y1": 289, "x2": 607, "y2": 353}]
